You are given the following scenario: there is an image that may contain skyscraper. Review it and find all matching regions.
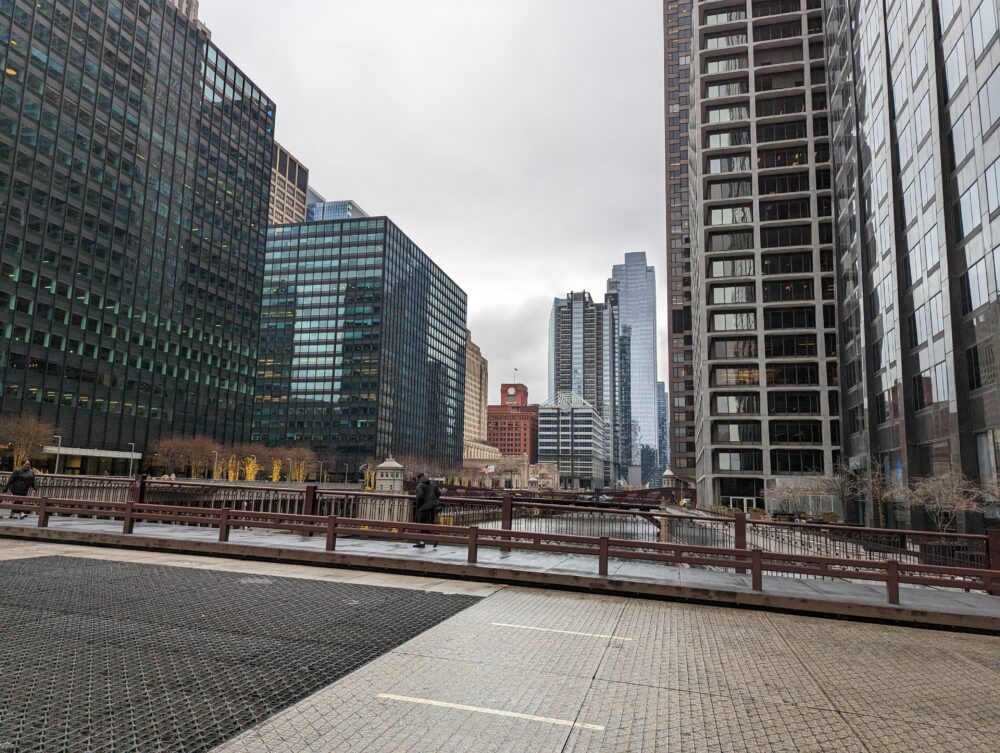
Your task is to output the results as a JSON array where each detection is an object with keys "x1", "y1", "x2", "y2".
[
  {"x1": 0, "y1": 0, "x2": 274, "y2": 472},
  {"x1": 269, "y1": 142, "x2": 311, "y2": 226},
  {"x1": 657, "y1": 380, "x2": 669, "y2": 484},
  {"x1": 254, "y1": 215, "x2": 467, "y2": 469},
  {"x1": 664, "y1": 0, "x2": 695, "y2": 482},
  {"x1": 690, "y1": 1, "x2": 840, "y2": 511},
  {"x1": 824, "y1": 0, "x2": 1000, "y2": 526},
  {"x1": 610, "y1": 252, "x2": 660, "y2": 485},
  {"x1": 463, "y1": 329, "x2": 489, "y2": 444},
  {"x1": 548, "y1": 291, "x2": 618, "y2": 484}
]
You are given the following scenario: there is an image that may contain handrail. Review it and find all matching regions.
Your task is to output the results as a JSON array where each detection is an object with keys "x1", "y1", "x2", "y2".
[{"x1": 2, "y1": 496, "x2": 996, "y2": 604}]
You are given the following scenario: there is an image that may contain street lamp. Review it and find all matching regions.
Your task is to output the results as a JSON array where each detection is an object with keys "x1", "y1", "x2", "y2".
[
  {"x1": 212, "y1": 450, "x2": 219, "y2": 480},
  {"x1": 53, "y1": 435, "x2": 62, "y2": 475},
  {"x1": 127, "y1": 442, "x2": 135, "y2": 477},
  {"x1": 318, "y1": 460, "x2": 324, "y2": 484},
  {"x1": 343, "y1": 462, "x2": 349, "y2": 483},
  {"x1": 287, "y1": 457, "x2": 293, "y2": 483}
]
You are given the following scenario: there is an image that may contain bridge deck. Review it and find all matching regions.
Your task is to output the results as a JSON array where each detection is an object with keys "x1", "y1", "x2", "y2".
[
  {"x1": 1, "y1": 541, "x2": 998, "y2": 753},
  {"x1": 2, "y1": 516, "x2": 998, "y2": 631}
]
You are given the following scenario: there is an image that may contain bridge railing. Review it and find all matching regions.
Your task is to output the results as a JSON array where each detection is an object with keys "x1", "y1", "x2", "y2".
[
  {"x1": 2, "y1": 495, "x2": 997, "y2": 603},
  {"x1": 2, "y1": 474, "x2": 994, "y2": 577}
]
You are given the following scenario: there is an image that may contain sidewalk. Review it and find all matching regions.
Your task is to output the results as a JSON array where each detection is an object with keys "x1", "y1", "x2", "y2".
[{"x1": 2, "y1": 515, "x2": 998, "y2": 631}]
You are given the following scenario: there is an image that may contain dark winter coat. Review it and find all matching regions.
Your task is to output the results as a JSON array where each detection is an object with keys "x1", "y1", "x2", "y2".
[
  {"x1": 414, "y1": 478, "x2": 441, "y2": 513},
  {"x1": 3, "y1": 467, "x2": 35, "y2": 496}
]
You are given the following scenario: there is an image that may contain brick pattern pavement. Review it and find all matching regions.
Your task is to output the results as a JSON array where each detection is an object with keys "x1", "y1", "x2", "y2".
[{"x1": 210, "y1": 587, "x2": 1000, "y2": 753}]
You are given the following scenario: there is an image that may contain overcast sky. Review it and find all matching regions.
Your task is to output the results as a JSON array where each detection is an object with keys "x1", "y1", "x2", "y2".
[{"x1": 200, "y1": 0, "x2": 667, "y2": 403}]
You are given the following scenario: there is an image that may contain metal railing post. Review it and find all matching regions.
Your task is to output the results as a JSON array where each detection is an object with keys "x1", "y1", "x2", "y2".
[
  {"x1": 218, "y1": 508, "x2": 230, "y2": 542},
  {"x1": 468, "y1": 525, "x2": 479, "y2": 564},
  {"x1": 37, "y1": 498, "x2": 49, "y2": 528},
  {"x1": 987, "y1": 530, "x2": 1000, "y2": 596},
  {"x1": 123, "y1": 501, "x2": 135, "y2": 534},
  {"x1": 325, "y1": 515, "x2": 338, "y2": 551},
  {"x1": 751, "y1": 548, "x2": 763, "y2": 591},
  {"x1": 598, "y1": 536, "x2": 609, "y2": 577},
  {"x1": 886, "y1": 560, "x2": 900, "y2": 605},
  {"x1": 131, "y1": 473, "x2": 147, "y2": 504},
  {"x1": 500, "y1": 493, "x2": 512, "y2": 553},
  {"x1": 734, "y1": 511, "x2": 747, "y2": 574},
  {"x1": 304, "y1": 484, "x2": 317, "y2": 517}
]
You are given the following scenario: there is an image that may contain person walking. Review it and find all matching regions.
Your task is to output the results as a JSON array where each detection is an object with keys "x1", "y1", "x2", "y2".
[
  {"x1": 3, "y1": 461, "x2": 36, "y2": 519},
  {"x1": 412, "y1": 473, "x2": 441, "y2": 549}
]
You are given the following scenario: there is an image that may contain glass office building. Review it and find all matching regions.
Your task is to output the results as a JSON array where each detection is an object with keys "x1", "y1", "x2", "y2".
[
  {"x1": 610, "y1": 252, "x2": 660, "y2": 485},
  {"x1": 548, "y1": 290, "x2": 619, "y2": 485},
  {"x1": 255, "y1": 217, "x2": 467, "y2": 470},
  {"x1": 0, "y1": 0, "x2": 274, "y2": 470},
  {"x1": 824, "y1": 0, "x2": 1000, "y2": 526}
]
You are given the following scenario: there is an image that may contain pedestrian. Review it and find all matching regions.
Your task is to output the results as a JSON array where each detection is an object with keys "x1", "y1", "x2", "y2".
[
  {"x1": 412, "y1": 473, "x2": 441, "y2": 549},
  {"x1": 3, "y1": 461, "x2": 36, "y2": 519}
]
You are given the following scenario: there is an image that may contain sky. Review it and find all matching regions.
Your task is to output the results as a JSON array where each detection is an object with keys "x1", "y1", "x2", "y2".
[{"x1": 199, "y1": 0, "x2": 668, "y2": 403}]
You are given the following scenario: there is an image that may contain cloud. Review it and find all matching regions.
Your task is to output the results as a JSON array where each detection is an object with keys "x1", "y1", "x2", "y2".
[{"x1": 200, "y1": 0, "x2": 667, "y2": 401}]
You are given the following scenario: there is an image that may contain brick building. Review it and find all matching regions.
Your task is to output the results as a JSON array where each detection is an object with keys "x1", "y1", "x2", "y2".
[{"x1": 487, "y1": 384, "x2": 538, "y2": 463}]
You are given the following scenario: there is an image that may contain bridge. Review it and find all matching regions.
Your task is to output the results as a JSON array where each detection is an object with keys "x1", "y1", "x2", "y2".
[{"x1": 1, "y1": 474, "x2": 997, "y2": 631}]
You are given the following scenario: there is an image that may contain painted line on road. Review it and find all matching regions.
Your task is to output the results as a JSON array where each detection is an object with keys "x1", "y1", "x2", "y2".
[
  {"x1": 490, "y1": 622, "x2": 633, "y2": 641},
  {"x1": 375, "y1": 693, "x2": 605, "y2": 730}
]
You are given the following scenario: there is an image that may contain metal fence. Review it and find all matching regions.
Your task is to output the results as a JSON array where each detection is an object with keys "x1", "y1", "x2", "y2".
[{"x1": 3, "y1": 474, "x2": 994, "y2": 580}]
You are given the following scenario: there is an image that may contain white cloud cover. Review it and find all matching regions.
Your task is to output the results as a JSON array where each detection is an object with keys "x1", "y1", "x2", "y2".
[{"x1": 200, "y1": 0, "x2": 667, "y2": 403}]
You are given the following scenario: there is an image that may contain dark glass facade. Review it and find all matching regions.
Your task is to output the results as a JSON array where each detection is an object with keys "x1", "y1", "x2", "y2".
[
  {"x1": 0, "y1": 0, "x2": 274, "y2": 462},
  {"x1": 255, "y1": 217, "x2": 467, "y2": 469},
  {"x1": 824, "y1": 0, "x2": 1000, "y2": 527}
]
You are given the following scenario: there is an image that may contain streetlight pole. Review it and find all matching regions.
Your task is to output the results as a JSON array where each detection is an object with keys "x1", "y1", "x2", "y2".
[
  {"x1": 287, "y1": 457, "x2": 293, "y2": 483},
  {"x1": 212, "y1": 450, "x2": 219, "y2": 480},
  {"x1": 318, "y1": 461, "x2": 324, "y2": 484},
  {"x1": 53, "y1": 435, "x2": 62, "y2": 475},
  {"x1": 344, "y1": 462, "x2": 349, "y2": 483},
  {"x1": 127, "y1": 442, "x2": 135, "y2": 477}
]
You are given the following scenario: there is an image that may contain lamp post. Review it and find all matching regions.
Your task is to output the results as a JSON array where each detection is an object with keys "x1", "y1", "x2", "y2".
[
  {"x1": 343, "y1": 462, "x2": 349, "y2": 483},
  {"x1": 127, "y1": 442, "x2": 135, "y2": 477},
  {"x1": 53, "y1": 435, "x2": 62, "y2": 475},
  {"x1": 212, "y1": 450, "x2": 219, "y2": 480},
  {"x1": 318, "y1": 461, "x2": 324, "y2": 484},
  {"x1": 287, "y1": 457, "x2": 293, "y2": 483}
]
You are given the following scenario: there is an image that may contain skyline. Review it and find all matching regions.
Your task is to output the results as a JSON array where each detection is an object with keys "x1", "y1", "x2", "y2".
[{"x1": 197, "y1": 0, "x2": 668, "y2": 403}]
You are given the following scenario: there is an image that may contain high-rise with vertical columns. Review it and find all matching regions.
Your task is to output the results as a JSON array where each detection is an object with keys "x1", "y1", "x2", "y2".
[
  {"x1": 664, "y1": 0, "x2": 695, "y2": 483},
  {"x1": 690, "y1": 0, "x2": 841, "y2": 511}
]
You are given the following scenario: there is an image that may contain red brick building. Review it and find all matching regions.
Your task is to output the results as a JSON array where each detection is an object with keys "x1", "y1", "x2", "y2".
[{"x1": 487, "y1": 384, "x2": 538, "y2": 463}]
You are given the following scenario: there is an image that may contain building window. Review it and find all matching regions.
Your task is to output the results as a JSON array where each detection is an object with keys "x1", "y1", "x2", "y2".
[
  {"x1": 961, "y1": 257, "x2": 990, "y2": 313},
  {"x1": 912, "y1": 362, "x2": 950, "y2": 410},
  {"x1": 709, "y1": 337, "x2": 758, "y2": 359},
  {"x1": 950, "y1": 107, "x2": 974, "y2": 167},
  {"x1": 973, "y1": 0, "x2": 1000, "y2": 58},
  {"x1": 715, "y1": 449, "x2": 763, "y2": 472},
  {"x1": 944, "y1": 39, "x2": 967, "y2": 98},
  {"x1": 955, "y1": 182, "x2": 982, "y2": 240},
  {"x1": 714, "y1": 422, "x2": 761, "y2": 443},
  {"x1": 768, "y1": 391, "x2": 821, "y2": 415},
  {"x1": 978, "y1": 64, "x2": 1000, "y2": 132},
  {"x1": 770, "y1": 449, "x2": 825, "y2": 474},
  {"x1": 769, "y1": 421, "x2": 823, "y2": 444},
  {"x1": 713, "y1": 393, "x2": 761, "y2": 415}
]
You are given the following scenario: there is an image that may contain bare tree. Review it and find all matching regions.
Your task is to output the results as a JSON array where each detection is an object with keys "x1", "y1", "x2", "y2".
[
  {"x1": 4, "y1": 415, "x2": 58, "y2": 468},
  {"x1": 909, "y1": 471, "x2": 984, "y2": 532},
  {"x1": 150, "y1": 435, "x2": 189, "y2": 474},
  {"x1": 186, "y1": 436, "x2": 222, "y2": 478}
]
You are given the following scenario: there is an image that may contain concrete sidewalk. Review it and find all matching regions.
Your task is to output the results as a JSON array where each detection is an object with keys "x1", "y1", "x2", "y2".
[{"x1": 1, "y1": 515, "x2": 998, "y2": 631}]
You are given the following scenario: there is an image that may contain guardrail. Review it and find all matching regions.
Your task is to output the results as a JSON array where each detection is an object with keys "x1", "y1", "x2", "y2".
[
  {"x1": 2, "y1": 494, "x2": 997, "y2": 604},
  {"x1": 2, "y1": 474, "x2": 995, "y2": 576}
]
